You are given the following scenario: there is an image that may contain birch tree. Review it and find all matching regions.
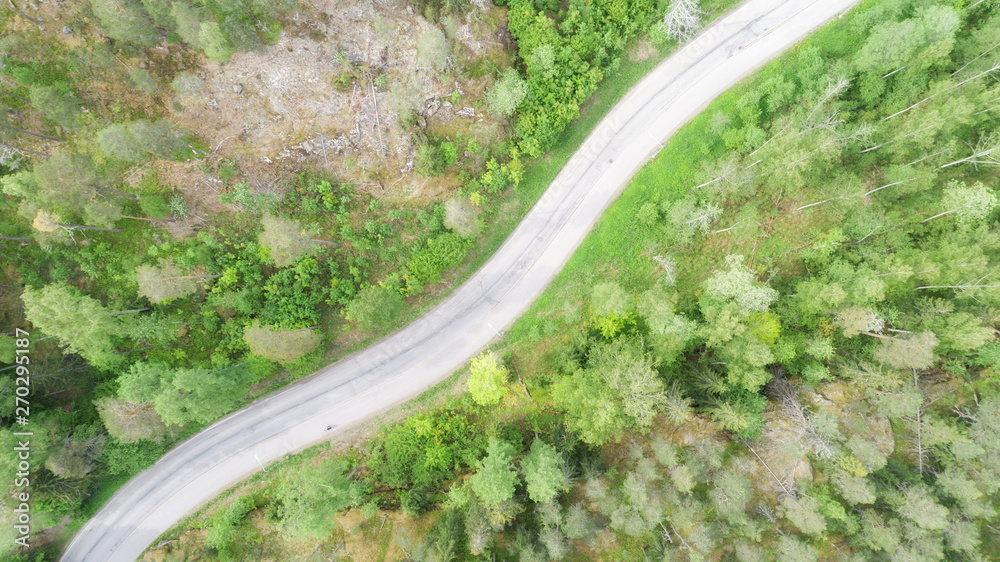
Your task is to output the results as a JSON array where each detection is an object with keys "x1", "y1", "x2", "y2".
[
  {"x1": 921, "y1": 181, "x2": 998, "y2": 227},
  {"x1": 136, "y1": 259, "x2": 213, "y2": 303},
  {"x1": 259, "y1": 213, "x2": 337, "y2": 267},
  {"x1": 243, "y1": 322, "x2": 322, "y2": 364}
]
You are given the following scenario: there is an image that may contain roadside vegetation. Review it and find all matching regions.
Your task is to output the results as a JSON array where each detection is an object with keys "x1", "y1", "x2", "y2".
[
  {"x1": 139, "y1": 0, "x2": 1000, "y2": 560},
  {"x1": 0, "y1": 0, "x2": 747, "y2": 558}
]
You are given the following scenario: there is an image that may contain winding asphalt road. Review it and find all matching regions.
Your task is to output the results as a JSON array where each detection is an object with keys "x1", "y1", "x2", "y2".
[{"x1": 62, "y1": 0, "x2": 860, "y2": 559}]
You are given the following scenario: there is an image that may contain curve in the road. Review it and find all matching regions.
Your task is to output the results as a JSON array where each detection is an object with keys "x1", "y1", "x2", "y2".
[{"x1": 62, "y1": 0, "x2": 860, "y2": 559}]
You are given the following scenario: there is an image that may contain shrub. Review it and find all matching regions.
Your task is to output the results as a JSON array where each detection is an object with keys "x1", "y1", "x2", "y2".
[
  {"x1": 416, "y1": 143, "x2": 449, "y2": 177},
  {"x1": 345, "y1": 284, "x2": 404, "y2": 332},
  {"x1": 407, "y1": 233, "x2": 468, "y2": 285}
]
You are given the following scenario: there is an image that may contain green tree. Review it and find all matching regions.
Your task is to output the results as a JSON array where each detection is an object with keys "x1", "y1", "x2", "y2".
[
  {"x1": 415, "y1": 142, "x2": 449, "y2": 177},
  {"x1": 21, "y1": 283, "x2": 123, "y2": 369},
  {"x1": 897, "y1": 484, "x2": 949, "y2": 531},
  {"x1": 467, "y1": 351, "x2": 509, "y2": 406},
  {"x1": 470, "y1": 437, "x2": 519, "y2": 507},
  {"x1": 521, "y1": 439, "x2": 567, "y2": 504},
  {"x1": 140, "y1": 0, "x2": 174, "y2": 28},
  {"x1": 31, "y1": 152, "x2": 123, "y2": 228},
  {"x1": 118, "y1": 362, "x2": 247, "y2": 425},
  {"x1": 29, "y1": 85, "x2": 81, "y2": 132},
  {"x1": 273, "y1": 460, "x2": 360, "y2": 541},
  {"x1": 487, "y1": 68, "x2": 528, "y2": 117},
  {"x1": 170, "y1": 2, "x2": 203, "y2": 49},
  {"x1": 552, "y1": 338, "x2": 667, "y2": 445},
  {"x1": 199, "y1": 21, "x2": 234, "y2": 63},
  {"x1": 702, "y1": 254, "x2": 777, "y2": 312},
  {"x1": 91, "y1": 0, "x2": 159, "y2": 46},
  {"x1": 242, "y1": 322, "x2": 322, "y2": 364},
  {"x1": 780, "y1": 495, "x2": 827, "y2": 537},
  {"x1": 44, "y1": 427, "x2": 104, "y2": 480}
]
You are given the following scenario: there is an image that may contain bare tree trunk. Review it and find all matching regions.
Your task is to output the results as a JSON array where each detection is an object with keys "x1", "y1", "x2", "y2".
[
  {"x1": 309, "y1": 238, "x2": 340, "y2": 247},
  {"x1": 0, "y1": 89, "x2": 29, "y2": 102},
  {"x1": 0, "y1": 141, "x2": 49, "y2": 157},
  {"x1": 121, "y1": 215, "x2": 176, "y2": 223},
  {"x1": 0, "y1": 123, "x2": 64, "y2": 141},
  {"x1": 0, "y1": 235, "x2": 31, "y2": 242},
  {"x1": 102, "y1": 187, "x2": 139, "y2": 201},
  {"x1": 920, "y1": 208, "x2": 957, "y2": 223},
  {"x1": 147, "y1": 150, "x2": 178, "y2": 162},
  {"x1": 60, "y1": 223, "x2": 123, "y2": 233},
  {"x1": 7, "y1": 0, "x2": 41, "y2": 24},
  {"x1": 110, "y1": 308, "x2": 150, "y2": 316},
  {"x1": 913, "y1": 369, "x2": 924, "y2": 474}
]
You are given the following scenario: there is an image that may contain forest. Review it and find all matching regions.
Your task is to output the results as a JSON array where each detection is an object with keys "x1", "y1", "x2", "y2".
[
  {"x1": 0, "y1": 0, "x2": 737, "y2": 558},
  {"x1": 3, "y1": 0, "x2": 1000, "y2": 560},
  {"x1": 134, "y1": 0, "x2": 1000, "y2": 560}
]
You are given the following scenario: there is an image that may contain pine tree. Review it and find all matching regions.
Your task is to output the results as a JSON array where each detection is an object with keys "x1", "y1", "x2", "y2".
[
  {"x1": 521, "y1": 439, "x2": 568, "y2": 504},
  {"x1": 21, "y1": 283, "x2": 123, "y2": 369}
]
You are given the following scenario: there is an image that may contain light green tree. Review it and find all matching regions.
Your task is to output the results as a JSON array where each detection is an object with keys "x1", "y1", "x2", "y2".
[
  {"x1": 135, "y1": 259, "x2": 205, "y2": 303},
  {"x1": 274, "y1": 461, "x2": 360, "y2": 541},
  {"x1": 199, "y1": 21, "x2": 234, "y2": 63},
  {"x1": 873, "y1": 331, "x2": 939, "y2": 370},
  {"x1": 487, "y1": 68, "x2": 528, "y2": 117},
  {"x1": 521, "y1": 439, "x2": 567, "y2": 504},
  {"x1": 443, "y1": 196, "x2": 481, "y2": 238},
  {"x1": 552, "y1": 338, "x2": 667, "y2": 445},
  {"x1": 258, "y1": 214, "x2": 336, "y2": 267},
  {"x1": 91, "y1": 0, "x2": 158, "y2": 45},
  {"x1": 854, "y1": 5, "x2": 960, "y2": 75},
  {"x1": 702, "y1": 254, "x2": 777, "y2": 312},
  {"x1": 922, "y1": 181, "x2": 998, "y2": 227},
  {"x1": 467, "y1": 351, "x2": 509, "y2": 406}
]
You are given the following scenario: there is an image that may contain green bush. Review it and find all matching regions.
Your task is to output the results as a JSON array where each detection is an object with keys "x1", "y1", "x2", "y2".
[
  {"x1": 407, "y1": 233, "x2": 468, "y2": 285},
  {"x1": 345, "y1": 284, "x2": 404, "y2": 332},
  {"x1": 139, "y1": 195, "x2": 170, "y2": 219},
  {"x1": 415, "y1": 143, "x2": 449, "y2": 177}
]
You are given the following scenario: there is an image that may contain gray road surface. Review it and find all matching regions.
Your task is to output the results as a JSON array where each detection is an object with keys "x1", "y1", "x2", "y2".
[{"x1": 62, "y1": 0, "x2": 860, "y2": 559}]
